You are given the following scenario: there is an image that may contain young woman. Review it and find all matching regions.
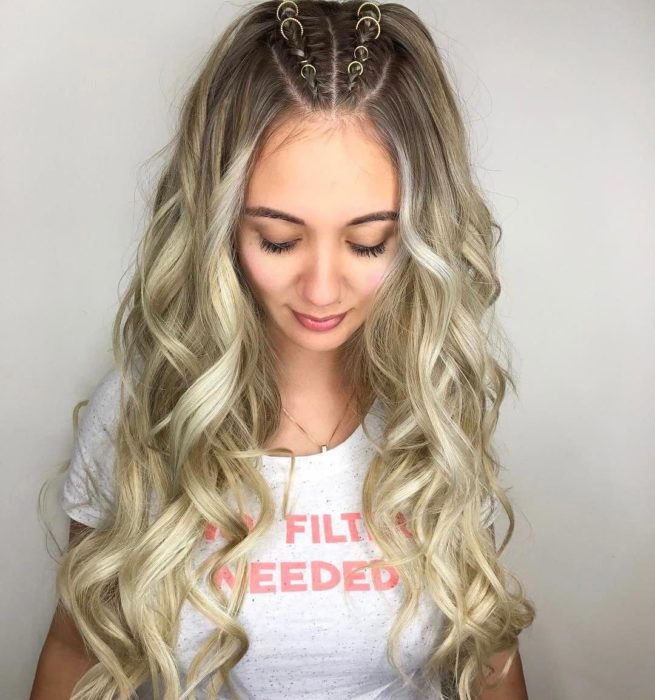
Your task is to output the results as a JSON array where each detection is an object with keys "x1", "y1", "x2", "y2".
[{"x1": 32, "y1": 2, "x2": 535, "y2": 698}]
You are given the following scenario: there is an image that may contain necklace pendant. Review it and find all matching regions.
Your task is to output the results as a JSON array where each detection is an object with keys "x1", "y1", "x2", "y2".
[{"x1": 320, "y1": 444, "x2": 328, "y2": 453}]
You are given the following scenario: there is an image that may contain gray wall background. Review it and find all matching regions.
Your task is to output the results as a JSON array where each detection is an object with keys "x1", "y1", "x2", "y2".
[{"x1": 2, "y1": 1, "x2": 653, "y2": 698}]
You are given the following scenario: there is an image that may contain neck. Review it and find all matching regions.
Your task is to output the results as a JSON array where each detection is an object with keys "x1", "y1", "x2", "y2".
[
  {"x1": 276, "y1": 353, "x2": 353, "y2": 409},
  {"x1": 268, "y1": 321, "x2": 352, "y2": 398}
]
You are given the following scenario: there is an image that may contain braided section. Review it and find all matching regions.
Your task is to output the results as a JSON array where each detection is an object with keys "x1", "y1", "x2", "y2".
[
  {"x1": 346, "y1": 1, "x2": 382, "y2": 92},
  {"x1": 276, "y1": 1, "x2": 319, "y2": 98}
]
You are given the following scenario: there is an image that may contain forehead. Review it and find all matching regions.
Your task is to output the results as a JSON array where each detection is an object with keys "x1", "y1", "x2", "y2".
[{"x1": 246, "y1": 114, "x2": 399, "y2": 223}]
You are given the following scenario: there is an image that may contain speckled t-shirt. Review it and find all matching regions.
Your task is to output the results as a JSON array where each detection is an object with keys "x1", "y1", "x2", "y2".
[{"x1": 60, "y1": 367, "x2": 500, "y2": 699}]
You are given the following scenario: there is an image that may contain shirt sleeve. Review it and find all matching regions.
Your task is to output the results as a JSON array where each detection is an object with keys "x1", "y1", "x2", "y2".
[
  {"x1": 480, "y1": 493, "x2": 501, "y2": 529},
  {"x1": 60, "y1": 367, "x2": 122, "y2": 528}
]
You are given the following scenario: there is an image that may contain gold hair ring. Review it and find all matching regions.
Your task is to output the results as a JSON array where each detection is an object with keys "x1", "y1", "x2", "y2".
[
  {"x1": 280, "y1": 16, "x2": 303, "y2": 40},
  {"x1": 355, "y1": 15, "x2": 381, "y2": 40},
  {"x1": 277, "y1": 0, "x2": 313, "y2": 80},
  {"x1": 354, "y1": 45, "x2": 369, "y2": 61},
  {"x1": 357, "y1": 2, "x2": 382, "y2": 23},
  {"x1": 300, "y1": 62, "x2": 316, "y2": 79},
  {"x1": 349, "y1": 2, "x2": 382, "y2": 78},
  {"x1": 276, "y1": 0, "x2": 299, "y2": 21},
  {"x1": 347, "y1": 60, "x2": 364, "y2": 76}
]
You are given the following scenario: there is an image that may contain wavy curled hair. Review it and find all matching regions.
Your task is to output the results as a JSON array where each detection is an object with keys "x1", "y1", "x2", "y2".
[{"x1": 39, "y1": 1, "x2": 535, "y2": 698}]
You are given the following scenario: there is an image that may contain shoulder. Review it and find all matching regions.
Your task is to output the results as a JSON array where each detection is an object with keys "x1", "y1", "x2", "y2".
[
  {"x1": 60, "y1": 365, "x2": 125, "y2": 528},
  {"x1": 78, "y1": 366, "x2": 123, "y2": 440}
]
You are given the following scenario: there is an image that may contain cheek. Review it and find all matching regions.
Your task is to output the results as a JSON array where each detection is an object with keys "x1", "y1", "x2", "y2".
[
  {"x1": 252, "y1": 261, "x2": 284, "y2": 290},
  {"x1": 360, "y1": 267, "x2": 387, "y2": 296},
  {"x1": 239, "y1": 246, "x2": 289, "y2": 297}
]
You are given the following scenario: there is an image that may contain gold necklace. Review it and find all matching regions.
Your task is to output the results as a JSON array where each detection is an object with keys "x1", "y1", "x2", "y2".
[{"x1": 281, "y1": 385, "x2": 357, "y2": 453}]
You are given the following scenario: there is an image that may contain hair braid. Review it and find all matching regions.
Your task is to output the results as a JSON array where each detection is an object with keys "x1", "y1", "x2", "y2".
[
  {"x1": 276, "y1": 1, "x2": 319, "y2": 98},
  {"x1": 346, "y1": 1, "x2": 382, "y2": 92}
]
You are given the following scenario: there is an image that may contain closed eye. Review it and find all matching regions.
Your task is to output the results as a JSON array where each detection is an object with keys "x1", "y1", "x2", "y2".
[{"x1": 259, "y1": 237, "x2": 386, "y2": 258}]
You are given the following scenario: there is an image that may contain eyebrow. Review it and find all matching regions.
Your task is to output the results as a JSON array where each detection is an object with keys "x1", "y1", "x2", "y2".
[{"x1": 244, "y1": 206, "x2": 399, "y2": 227}]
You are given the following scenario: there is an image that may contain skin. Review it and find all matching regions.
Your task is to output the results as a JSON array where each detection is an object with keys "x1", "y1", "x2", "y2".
[
  {"x1": 236, "y1": 113, "x2": 401, "y2": 451},
  {"x1": 475, "y1": 646, "x2": 529, "y2": 700},
  {"x1": 236, "y1": 113, "x2": 528, "y2": 698}
]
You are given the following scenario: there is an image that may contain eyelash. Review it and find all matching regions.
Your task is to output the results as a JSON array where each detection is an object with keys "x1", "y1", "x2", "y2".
[{"x1": 258, "y1": 237, "x2": 387, "y2": 258}]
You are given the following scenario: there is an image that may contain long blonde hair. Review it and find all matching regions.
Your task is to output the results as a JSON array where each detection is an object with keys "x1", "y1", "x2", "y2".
[{"x1": 39, "y1": 2, "x2": 535, "y2": 698}]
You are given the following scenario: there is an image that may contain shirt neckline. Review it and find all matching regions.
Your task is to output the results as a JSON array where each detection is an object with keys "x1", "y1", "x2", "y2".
[{"x1": 260, "y1": 396, "x2": 383, "y2": 469}]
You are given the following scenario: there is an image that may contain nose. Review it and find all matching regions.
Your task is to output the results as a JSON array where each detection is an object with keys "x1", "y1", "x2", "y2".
[{"x1": 298, "y1": 240, "x2": 344, "y2": 309}]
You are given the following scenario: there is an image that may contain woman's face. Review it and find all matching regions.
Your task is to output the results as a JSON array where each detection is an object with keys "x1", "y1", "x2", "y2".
[{"x1": 236, "y1": 114, "x2": 401, "y2": 354}]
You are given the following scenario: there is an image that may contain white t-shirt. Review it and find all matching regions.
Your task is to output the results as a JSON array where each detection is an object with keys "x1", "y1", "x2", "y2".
[{"x1": 61, "y1": 368, "x2": 500, "y2": 699}]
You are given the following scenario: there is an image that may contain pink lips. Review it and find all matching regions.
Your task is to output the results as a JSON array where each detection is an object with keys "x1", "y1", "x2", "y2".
[{"x1": 293, "y1": 310, "x2": 347, "y2": 331}]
